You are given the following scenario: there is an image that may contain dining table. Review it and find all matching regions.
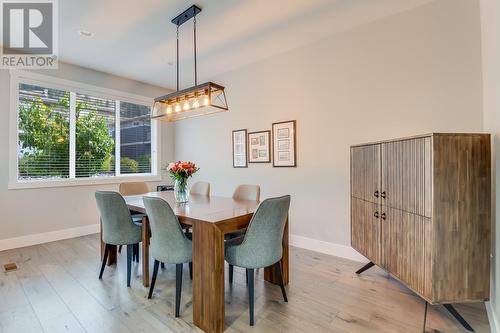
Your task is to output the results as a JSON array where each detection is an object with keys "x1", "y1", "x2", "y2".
[{"x1": 100, "y1": 191, "x2": 289, "y2": 333}]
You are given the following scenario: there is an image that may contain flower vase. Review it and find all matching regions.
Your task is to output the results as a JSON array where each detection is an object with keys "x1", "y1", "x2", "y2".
[{"x1": 174, "y1": 178, "x2": 189, "y2": 203}]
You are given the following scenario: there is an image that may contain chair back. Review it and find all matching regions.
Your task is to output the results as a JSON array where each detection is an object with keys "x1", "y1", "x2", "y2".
[
  {"x1": 95, "y1": 191, "x2": 141, "y2": 245},
  {"x1": 119, "y1": 182, "x2": 149, "y2": 196},
  {"x1": 239, "y1": 195, "x2": 290, "y2": 267},
  {"x1": 233, "y1": 184, "x2": 260, "y2": 201},
  {"x1": 143, "y1": 197, "x2": 192, "y2": 264},
  {"x1": 190, "y1": 181, "x2": 210, "y2": 196}
]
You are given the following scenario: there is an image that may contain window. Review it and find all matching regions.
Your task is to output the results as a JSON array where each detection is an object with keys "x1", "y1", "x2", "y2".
[{"x1": 12, "y1": 72, "x2": 158, "y2": 188}]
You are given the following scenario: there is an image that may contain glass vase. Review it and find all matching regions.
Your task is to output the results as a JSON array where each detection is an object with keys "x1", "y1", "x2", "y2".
[{"x1": 174, "y1": 178, "x2": 189, "y2": 203}]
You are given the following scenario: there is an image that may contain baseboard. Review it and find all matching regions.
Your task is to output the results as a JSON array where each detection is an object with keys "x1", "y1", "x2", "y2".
[
  {"x1": 0, "y1": 224, "x2": 100, "y2": 252},
  {"x1": 289, "y1": 234, "x2": 367, "y2": 262},
  {"x1": 486, "y1": 301, "x2": 500, "y2": 333}
]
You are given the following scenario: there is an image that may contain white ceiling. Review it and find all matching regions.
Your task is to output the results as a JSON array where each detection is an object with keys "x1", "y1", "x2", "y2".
[{"x1": 59, "y1": 0, "x2": 434, "y2": 89}]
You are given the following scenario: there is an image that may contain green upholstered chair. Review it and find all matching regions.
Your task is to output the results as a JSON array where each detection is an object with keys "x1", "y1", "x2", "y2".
[
  {"x1": 95, "y1": 191, "x2": 142, "y2": 287},
  {"x1": 143, "y1": 196, "x2": 192, "y2": 317},
  {"x1": 225, "y1": 195, "x2": 290, "y2": 326}
]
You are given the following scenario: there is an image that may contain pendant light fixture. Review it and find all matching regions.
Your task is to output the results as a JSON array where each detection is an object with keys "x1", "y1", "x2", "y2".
[{"x1": 151, "y1": 5, "x2": 228, "y2": 122}]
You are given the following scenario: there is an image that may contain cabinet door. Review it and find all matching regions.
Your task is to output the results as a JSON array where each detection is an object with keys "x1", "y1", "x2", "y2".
[
  {"x1": 351, "y1": 197, "x2": 380, "y2": 263},
  {"x1": 351, "y1": 144, "x2": 381, "y2": 203},
  {"x1": 380, "y1": 206, "x2": 432, "y2": 299},
  {"x1": 381, "y1": 137, "x2": 432, "y2": 217}
]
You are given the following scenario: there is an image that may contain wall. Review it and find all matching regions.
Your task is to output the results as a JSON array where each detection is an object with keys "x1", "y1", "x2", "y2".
[
  {"x1": 175, "y1": 0, "x2": 483, "y2": 258},
  {"x1": 480, "y1": 0, "x2": 500, "y2": 331},
  {"x1": 0, "y1": 62, "x2": 175, "y2": 249}
]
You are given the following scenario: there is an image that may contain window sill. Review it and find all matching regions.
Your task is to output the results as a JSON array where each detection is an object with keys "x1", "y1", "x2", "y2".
[{"x1": 8, "y1": 174, "x2": 162, "y2": 190}]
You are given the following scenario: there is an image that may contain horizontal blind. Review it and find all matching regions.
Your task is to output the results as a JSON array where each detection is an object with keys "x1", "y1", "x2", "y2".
[
  {"x1": 75, "y1": 94, "x2": 116, "y2": 178},
  {"x1": 18, "y1": 83, "x2": 70, "y2": 180},
  {"x1": 120, "y1": 101, "x2": 152, "y2": 174}
]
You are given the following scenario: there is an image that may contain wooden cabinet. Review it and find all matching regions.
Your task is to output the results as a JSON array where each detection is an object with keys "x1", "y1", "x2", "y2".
[{"x1": 351, "y1": 133, "x2": 491, "y2": 304}]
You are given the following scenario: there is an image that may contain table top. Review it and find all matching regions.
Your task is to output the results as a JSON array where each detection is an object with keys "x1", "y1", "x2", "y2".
[{"x1": 124, "y1": 191, "x2": 259, "y2": 229}]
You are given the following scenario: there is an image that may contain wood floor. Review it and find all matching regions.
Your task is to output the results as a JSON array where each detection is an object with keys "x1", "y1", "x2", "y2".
[{"x1": 0, "y1": 234, "x2": 490, "y2": 333}]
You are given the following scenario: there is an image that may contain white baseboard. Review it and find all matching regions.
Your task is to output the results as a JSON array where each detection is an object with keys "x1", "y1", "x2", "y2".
[
  {"x1": 289, "y1": 234, "x2": 367, "y2": 262},
  {"x1": 486, "y1": 301, "x2": 499, "y2": 333},
  {"x1": 0, "y1": 224, "x2": 100, "y2": 252}
]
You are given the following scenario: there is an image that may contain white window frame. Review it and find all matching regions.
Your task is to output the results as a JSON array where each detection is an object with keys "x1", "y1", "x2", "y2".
[{"x1": 9, "y1": 70, "x2": 161, "y2": 189}]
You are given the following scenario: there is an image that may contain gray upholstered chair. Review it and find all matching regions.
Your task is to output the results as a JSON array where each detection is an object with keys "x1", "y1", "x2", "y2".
[
  {"x1": 143, "y1": 196, "x2": 193, "y2": 317},
  {"x1": 190, "y1": 181, "x2": 210, "y2": 196},
  {"x1": 95, "y1": 191, "x2": 142, "y2": 287},
  {"x1": 225, "y1": 195, "x2": 290, "y2": 326}
]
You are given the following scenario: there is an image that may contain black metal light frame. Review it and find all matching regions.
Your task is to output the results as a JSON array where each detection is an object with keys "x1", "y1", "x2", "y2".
[{"x1": 152, "y1": 5, "x2": 228, "y2": 122}]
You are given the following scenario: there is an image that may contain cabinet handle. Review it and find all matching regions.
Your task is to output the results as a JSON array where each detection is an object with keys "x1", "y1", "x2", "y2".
[
  {"x1": 374, "y1": 211, "x2": 380, "y2": 218},
  {"x1": 374, "y1": 190, "x2": 379, "y2": 198},
  {"x1": 381, "y1": 191, "x2": 386, "y2": 199},
  {"x1": 381, "y1": 212, "x2": 387, "y2": 220}
]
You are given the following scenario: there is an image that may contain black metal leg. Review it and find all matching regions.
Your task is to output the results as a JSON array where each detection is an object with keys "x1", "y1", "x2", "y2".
[
  {"x1": 148, "y1": 260, "x2": 160, "y2": 299},
  {"x1": 275, "y1": 261, "x2": 288, "y2": 302},
  {"x1": 99, "y1": 243, "x2": 110, "y2": 279},
  {"x1": 175, "y1": 263, "x2": 183, "y2": 317},
  {"x1": 133, "y1": 243, "x2": 140, "y2": 262},
  {"x1": 161, "y1": 262, "x2": 165, "y2": 269},
  {"x1": 422, "y1": 301, "x2": 428, "y2": 333},
  {"x1": 443, "y1": 304, "x2": 474, "y2": 332},
  {"x1": 118, "y1": 245, "x2": 122, "y2": 253},
  {"x1": 189, "y1": 262, "x2": 193, "y2": 280},
  {"x1": 355, "y1": 261, "x2": 375, "y2": 275},
  {"x1": 126, "y1": 244, "x2": 133, "y2": 287},
  {"x1": 247, "y1": 268, "x2": 255, "y2": 326},
  {"x1": 229, "y1": 264, "x2": 234, "y2": 284}
]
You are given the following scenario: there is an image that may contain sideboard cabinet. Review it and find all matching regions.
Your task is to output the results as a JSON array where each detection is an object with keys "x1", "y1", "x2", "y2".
[{"x1": 351, "y1": 133, "x2": 491, "y2": 306}]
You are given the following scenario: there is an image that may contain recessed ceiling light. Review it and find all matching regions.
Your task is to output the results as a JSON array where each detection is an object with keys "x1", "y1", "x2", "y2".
[{"x1": 78, "y1": 29, "x2": 94, "y2": 37}]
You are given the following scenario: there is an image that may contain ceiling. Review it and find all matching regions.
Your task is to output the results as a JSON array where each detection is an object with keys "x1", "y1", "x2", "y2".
[{"x1": 59, "y1": 0, "x2": 434, "y2": 89}]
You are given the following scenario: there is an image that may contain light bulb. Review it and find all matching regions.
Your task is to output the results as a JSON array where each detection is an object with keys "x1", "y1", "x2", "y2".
[
  {"x1": 174, "y1": 103, "x2": 181, "y2": 113},
  {"x1": 192, "y1": 98, "x2": 200, "y2": 108},
  {"x1": 166, "y1": 104, "x2": 173, "y2": 114},
  {"x1": 183, "y1": 100, "x2": 190, "y2": 111},
  {"x1": 203, "y1": 95, "x2": 209, "y2": 106}
]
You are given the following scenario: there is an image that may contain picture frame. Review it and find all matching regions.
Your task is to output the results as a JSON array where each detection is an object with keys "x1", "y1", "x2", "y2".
[
  {"x1": 248, "y1": 130, "x2": 271, "y2": 163},
  {"x1": 232, "y1": 129, "x2": 248, "y2": 168},
  {"x1": 272, "y1": 120, "x2": 296, "y2": 167}
]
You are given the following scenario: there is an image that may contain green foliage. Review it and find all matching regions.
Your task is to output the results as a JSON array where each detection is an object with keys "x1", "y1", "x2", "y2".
[{"x1": 120, "y1": 157, "x2": 139, "y2": 174}]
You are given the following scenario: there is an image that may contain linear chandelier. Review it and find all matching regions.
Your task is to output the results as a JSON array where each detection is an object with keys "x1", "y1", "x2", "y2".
[{"x1": 151, "y1": 5, "x2": 228, "y2": 122}]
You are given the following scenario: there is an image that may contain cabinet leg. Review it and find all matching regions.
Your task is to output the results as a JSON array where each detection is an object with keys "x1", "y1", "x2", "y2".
[
  {"x1": 355, "y1": 261, "x2": 375, "y2": 275},
  {"x1": 443, "y1": 304, "x2": 474, "y2": 332}
]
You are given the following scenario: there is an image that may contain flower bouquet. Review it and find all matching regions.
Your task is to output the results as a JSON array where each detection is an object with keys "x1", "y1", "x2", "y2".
[{"x1": 166, "y1": 161, "x2": 199, "y2": 203}]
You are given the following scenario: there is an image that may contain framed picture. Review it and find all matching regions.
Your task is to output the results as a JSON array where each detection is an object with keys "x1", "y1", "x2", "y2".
[
  {"x1": 248, "y1": 130, "x2": 271, "y2": 163},
  {"x1": 272, "y1": 120, "x2": 296, "y2": 167},
  {"x1": 232, "y1": 129, "x2": 248, "y2": 168}
]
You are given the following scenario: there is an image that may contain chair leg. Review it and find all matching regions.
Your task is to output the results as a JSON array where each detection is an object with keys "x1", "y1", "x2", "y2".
[
  {"x1": 161, "y1": 262, "x2": 165, "y2": 269},
  {"x1": 99, "y1": 243, "x2": 110, "y2": 279},
  {"x1": 175, "y1": 264, "x2": 183, "y2": 317},
  {"x1": 126, "y1": 244, "x2": 133, "y2": 287},
  {"x1": 229, "y1": 264, "x2": 234, "y2": 284},
  {"x1": 189, "y1": 262, "x2": 193, "y2": 280},
  {"x1": 134, "y1": 243, "x2": 140, "y2": 262},
  {"x1": 118, "y1": 245, "x2": 122, "y2": 253},
  {"x1": 275, "y1": 261, "x2": 288, "y2": 302},
  {"x1": 148, "y1": 260, "x2": 160, "y2": 299},
  {"x1": 247, "y1": 268, "x2": 255, "y2": 326}
]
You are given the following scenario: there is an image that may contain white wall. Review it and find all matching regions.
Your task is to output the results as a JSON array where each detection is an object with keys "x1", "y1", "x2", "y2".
[
  {"x1": 175, "y1": 0, "x2": 483, "y2": 255},
  {"x1": 0, "y1": 62, "x2": 175, "y2": 248},
  {"x1": 480, "y1": 0, "x2": 500, "y2": 331}
]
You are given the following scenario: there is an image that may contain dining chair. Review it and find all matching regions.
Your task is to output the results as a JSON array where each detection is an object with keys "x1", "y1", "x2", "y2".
[
  {"x1": 225, "y1": 184, "x2": 261, "y2": 243},
  {"x1": 118, "y1": 182, "x2": 149, "y2": 258},
  {"x1": 225, "y1": 195, "x2": 290, "y2": 326},
  {"x1": 95, "y1": 191, "x2": 142, "y2": 287},
  {"x1": 190, "y1": 181, "x2": 210, "y2": 196},
  {"x1": 143, "y1": 196, "x2": 193, "y2": 317}
]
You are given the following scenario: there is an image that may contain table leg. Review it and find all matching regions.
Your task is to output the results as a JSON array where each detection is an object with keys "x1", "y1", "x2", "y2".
[
  {"x1": 193, "y1": 221, "x2": 225, "y2": 333},
  {"x1": 264, "y1": 217, "x2": 289, "y2": 285},
  {"x1": 100, "y1": 218, "x2": 116, "y2": 266},
  {"x1": 142, "y1": 216, "x2": 150, "y2": 287}
]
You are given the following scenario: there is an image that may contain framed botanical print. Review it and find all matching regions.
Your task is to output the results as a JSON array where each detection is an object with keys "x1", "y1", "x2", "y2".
[
  {"x1": 232, "y1": 129, "x2": 248, "y2": 167},
  {"x1": 248, "y1": 130, "x2": 271, "y2": 163},
  {"x1": 272, "y1": 120, "x2": 296, "y2": 167}
]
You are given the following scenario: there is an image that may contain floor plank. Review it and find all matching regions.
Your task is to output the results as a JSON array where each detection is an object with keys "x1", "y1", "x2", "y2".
[{"x1": 0, "y1": 234, "x2": 491, "y2": 333}]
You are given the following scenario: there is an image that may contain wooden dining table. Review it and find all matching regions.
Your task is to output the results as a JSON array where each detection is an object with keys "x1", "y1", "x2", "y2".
[{"x1": 101, "y1": 191, "x2": 289, "y2": 333}]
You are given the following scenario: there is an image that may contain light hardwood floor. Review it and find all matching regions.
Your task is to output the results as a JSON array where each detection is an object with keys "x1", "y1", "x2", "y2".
[{"x1": 0, "y1": 234, "x2": 490, "y2": 333}]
